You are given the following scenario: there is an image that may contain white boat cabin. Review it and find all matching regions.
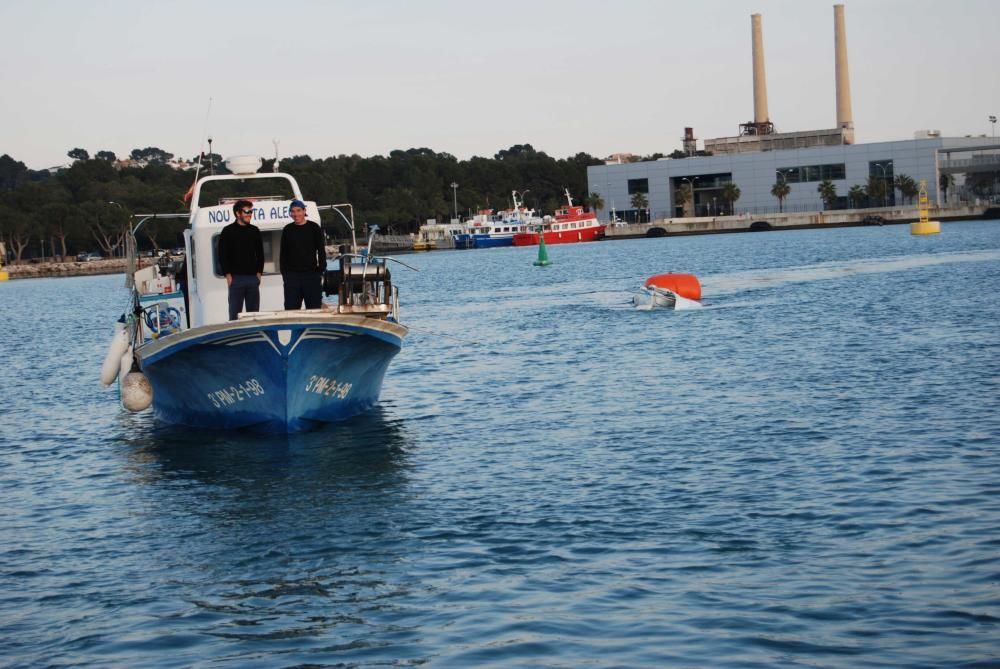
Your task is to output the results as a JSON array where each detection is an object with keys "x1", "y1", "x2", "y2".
[
  {"x1": 183, "y1": 171, "x2": 321, "y2": 328},
  {"x1": 131, "y1": 160, "x2": 324, "y2": 336}
]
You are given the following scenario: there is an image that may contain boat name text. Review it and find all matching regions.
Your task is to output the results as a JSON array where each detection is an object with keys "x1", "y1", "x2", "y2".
[
  {"x1": 207, "y1": 205, "x2": 297, "y2": 225},
  {"x1": 305, "y1": 375, "x2": 353, "y2": 400},
  {"x1": 207, "y1": 378, "x2": 265, "y2": 407}
]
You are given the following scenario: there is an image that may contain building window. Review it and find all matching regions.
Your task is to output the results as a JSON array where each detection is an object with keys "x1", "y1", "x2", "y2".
[
  {"x1": 821, "y1": 163, "x2": 846, "y2": 180},
  {"x1": 868, "y1": 160, "x2": 894, "y2": 179},
  {"x1": 778, "y1": 163, "x2": 846, "y2": 183},
  {"x1": 777, "y1": 167, "x2": 800, "y2": 183},
  {"x1": 627, "y1": 178, "x2": 649, "y2": 195}
]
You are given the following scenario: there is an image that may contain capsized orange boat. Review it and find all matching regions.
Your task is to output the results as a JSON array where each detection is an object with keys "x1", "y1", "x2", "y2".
[{"x1": 634, "y1": 273, "x2": 702, "y2": 310}]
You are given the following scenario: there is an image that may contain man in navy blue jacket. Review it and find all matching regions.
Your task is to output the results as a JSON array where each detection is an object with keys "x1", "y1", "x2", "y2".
[
  {"x1": 217, "y1": 199, "x2": 264, "y2": 320},
  {"x1": 280, "y1": 199, "x2": 326, "y2": 310}
]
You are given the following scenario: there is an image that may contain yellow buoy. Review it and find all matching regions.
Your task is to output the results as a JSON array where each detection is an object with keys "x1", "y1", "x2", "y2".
[
  {"x1": 911, "y1": 179, "x2": 940, "y2": 235},
  {"x1": 911, "y1": 220, "x2": 940, "y2": 235}
]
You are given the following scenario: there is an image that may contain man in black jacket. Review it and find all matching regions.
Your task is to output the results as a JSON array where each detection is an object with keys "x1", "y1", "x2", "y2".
[
  {"x1": 280, "y1": 199, "x2": 326, "y2": 309},
  {"x1": 217, "y1": 199, "x2": 264, "y2": 320}
]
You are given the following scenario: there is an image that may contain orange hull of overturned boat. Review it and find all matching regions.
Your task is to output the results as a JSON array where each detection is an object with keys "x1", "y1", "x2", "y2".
[{"x1": 643, "y1": 273, "x2": 701, "y2": 302}]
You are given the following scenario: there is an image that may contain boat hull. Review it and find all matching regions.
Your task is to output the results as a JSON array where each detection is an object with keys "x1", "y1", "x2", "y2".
[
  {"x1": 472, "y1": 234, "x2": 514, "y2": 248},
  {"x1": 135, "y1": 313, "x2": 407, "y2": 433},
  {"x1": 632, "y1": 286, "x2": 702, "y2": 310},
  {"x1": 512, "y1": 226, "x2": 606, "y2": 246},
  {"x1": 453, "y1": 234, "x2": 475, "y2": 249}
]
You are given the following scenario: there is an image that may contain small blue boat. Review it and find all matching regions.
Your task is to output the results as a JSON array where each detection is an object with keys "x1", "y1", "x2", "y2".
[
  {"x1": 105, "y1": 156, "x2": 409, "y2": 433},
  {"x1": 449, "y1": 192, "x2": 543, "y2": 249}
]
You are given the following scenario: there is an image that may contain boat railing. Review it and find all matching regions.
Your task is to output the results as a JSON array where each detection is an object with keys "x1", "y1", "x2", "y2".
[
  {"x1": 317, "y1": 203, "x2": 358, "y2": 253},
  {"x1": 122, "y1": 212, "x2": 190, "y2": 288}
]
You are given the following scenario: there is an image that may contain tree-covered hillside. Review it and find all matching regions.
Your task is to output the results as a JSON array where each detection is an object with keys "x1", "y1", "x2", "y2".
[{"x1": 0, "y1": 145, "x2": 604, "y2": 262}]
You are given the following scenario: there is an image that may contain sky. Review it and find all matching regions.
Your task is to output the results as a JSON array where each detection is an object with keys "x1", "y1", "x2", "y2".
[{"x1": 2, "y1": 0, "x2": 998, "y2": 169}]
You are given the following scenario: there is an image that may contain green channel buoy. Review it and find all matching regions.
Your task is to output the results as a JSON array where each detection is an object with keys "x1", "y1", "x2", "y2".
[{"x1": 533, "y1": 228, "x2": 551, "y2": 266}]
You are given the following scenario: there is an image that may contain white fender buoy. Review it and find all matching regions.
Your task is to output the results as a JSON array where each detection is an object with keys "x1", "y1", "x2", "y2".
[
  {"x1": 121, "y1": 369, "x2": 154, "y2": 412},
  {"x1": 101, "y1": 322, "x2": 130, "y2": 387},
  {"x1": 119, "y1": 345, "x2": 134, "y2": 383}
]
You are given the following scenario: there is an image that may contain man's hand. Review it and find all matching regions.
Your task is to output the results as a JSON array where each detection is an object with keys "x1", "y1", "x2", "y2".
[{"x1": 226, "y1": 273, "x2": 233, "y2": 287}]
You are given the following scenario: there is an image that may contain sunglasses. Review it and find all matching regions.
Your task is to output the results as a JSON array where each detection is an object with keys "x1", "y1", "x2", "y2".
[{"x1": 240, "y1": 209, "x2": 253, "y2": 214}]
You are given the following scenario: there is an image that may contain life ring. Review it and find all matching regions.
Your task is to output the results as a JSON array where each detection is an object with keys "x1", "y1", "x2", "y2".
[{"x1": 145, "y1": 306, "x2": 181, "y2": 336}]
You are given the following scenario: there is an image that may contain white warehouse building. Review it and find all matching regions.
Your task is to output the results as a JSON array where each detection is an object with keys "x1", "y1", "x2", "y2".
[
  {"x1": 586, "y1": 136, "x2": 1000, "y2": 221},
  {"x1": 586, "y1": 5, "x2": 1000, "y2": 223}
]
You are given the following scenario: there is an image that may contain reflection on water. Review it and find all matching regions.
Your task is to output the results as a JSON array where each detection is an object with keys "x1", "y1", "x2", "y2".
[
  {"x1": 100, "y1": 408, "x2": 426, "y2": 665},
  {"x1": 120, "y1": 406, "x2": 413, "y2": 491},
  {"x1": 4, "y1": 223, "x2": 1000, "y2": 668}
]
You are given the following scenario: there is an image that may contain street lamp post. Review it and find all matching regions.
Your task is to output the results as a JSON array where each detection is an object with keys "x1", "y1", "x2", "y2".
[
  {"x1": 513, "y1": 189, "x2": 530, "y2": 212},
  {"x1": 108, "y1": 201, "x2": 126, "y2": 258},
  {"x1": 450, "y1": 182, "x2": 458, "y2": 221},
  {"x1": 992, "y1": 117, "x2": 999, "y2": 199}
]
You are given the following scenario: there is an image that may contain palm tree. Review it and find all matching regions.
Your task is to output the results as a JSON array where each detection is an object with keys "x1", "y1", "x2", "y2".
[
  {"x1": 771, "y1": 180, "x2": 791, "y2": 212},
  {"x1": 585, "y1": 192, "x2": 604, "y2": 217},
  {"x1": 866, "y1": 175, "x2": 887, "y2": 207},
  {"x1": 817, "y1": 179, "x2": 837, "y2": 210},
  {"x1": 938, "y1": 174, "x2": 955, "y2": 202},
  {"x1": 848, "y1": 185, "x2": 866, "y2": 208},
  {"x1": 721, "y1": 182, "x2": 741, "y2": 215},
  {"x1": 675, "y1": 183, "x2": 692, "y2": 217},
  {"x1": 939, "y1": 173, "x2": 955, "y2": 204},
  {"x1": 630, "y1": 192, "x2": 649, "y2": 222},
  {"x1": 894, "y1": 174, "x2": 918, "y2": 205}
]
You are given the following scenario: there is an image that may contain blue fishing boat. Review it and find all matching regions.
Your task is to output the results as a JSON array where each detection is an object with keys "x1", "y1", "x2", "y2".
[
  {"x1": 450, "y1": 192, "x2": 542, "y2": 249},
  {"x1": 452, "y1": 209, "x2": 496, "y2": 249},
  {"x1": 103, "y1": 156, "x2": 409, "y2": 433}
]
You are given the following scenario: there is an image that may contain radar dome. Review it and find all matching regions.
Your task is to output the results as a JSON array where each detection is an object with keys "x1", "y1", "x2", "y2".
[{"x1": 225, "y1": 155, "x2": 263, "y2": 175}]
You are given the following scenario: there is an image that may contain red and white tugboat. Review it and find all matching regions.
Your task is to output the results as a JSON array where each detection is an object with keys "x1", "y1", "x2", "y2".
[{"x1": 511, "y1": 189, "x2": 606, "y2": 246}]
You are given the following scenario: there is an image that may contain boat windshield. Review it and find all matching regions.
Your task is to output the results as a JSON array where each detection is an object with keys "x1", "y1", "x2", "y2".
[
  {"x1": 197, "y1": 178, "x2": 296, "y2": 208},
  {"x1": 208, "y1": 230, "x2": 284, "y2": 276}
]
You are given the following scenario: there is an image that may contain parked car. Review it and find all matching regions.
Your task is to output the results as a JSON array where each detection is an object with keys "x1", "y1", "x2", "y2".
[{"x1": 77, "y1": 252, "x2": 102, "y2": 262}]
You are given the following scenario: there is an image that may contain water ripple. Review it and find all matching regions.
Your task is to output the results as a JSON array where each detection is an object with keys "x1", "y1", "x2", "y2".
[{"x1": 1, "y1": 223, "x2": 999, "y2": 667}]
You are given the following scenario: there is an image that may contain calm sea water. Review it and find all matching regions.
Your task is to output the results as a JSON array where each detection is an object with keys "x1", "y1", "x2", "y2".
[{"x1": 2, "y1": 221, "x2": 999, "y2": 668}]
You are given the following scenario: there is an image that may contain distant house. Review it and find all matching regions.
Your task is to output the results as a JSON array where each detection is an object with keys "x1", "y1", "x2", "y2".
[
  {"x1": 604, "y1": 153, "x2": 639, "y2": 165},
  {"x1": 114, "y1": 159, "x2": 147, "y2": 169},
  {"x1": 111, "y1": 158, "x2": 197, "y2": 171}
]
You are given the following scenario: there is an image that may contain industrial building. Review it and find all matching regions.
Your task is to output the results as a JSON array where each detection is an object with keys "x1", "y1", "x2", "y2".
[{"x1": 587, "y1": 5, "x2": 1000, "y2": 221}]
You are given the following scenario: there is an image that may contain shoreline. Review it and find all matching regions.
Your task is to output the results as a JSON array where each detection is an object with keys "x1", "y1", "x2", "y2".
[
  {"x1": 3, "y1": 258, "x2": 140, "y2": 280},
  {"x1": 3, "y1": 211, "x2": 995, "y2": 280}
]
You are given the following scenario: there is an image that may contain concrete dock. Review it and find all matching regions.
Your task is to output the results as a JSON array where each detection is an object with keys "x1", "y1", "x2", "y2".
[{"x1": 605, "y1": 204, "x2": 993, "y2": 239}]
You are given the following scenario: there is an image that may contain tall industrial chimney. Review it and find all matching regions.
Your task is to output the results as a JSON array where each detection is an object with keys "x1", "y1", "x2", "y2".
[
  {"x1": 834, "y1": 4, "x2": 854, "y2": 143},
  {"x1": 751, "y1": 13, "x2": 769, "y2": 125}
]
